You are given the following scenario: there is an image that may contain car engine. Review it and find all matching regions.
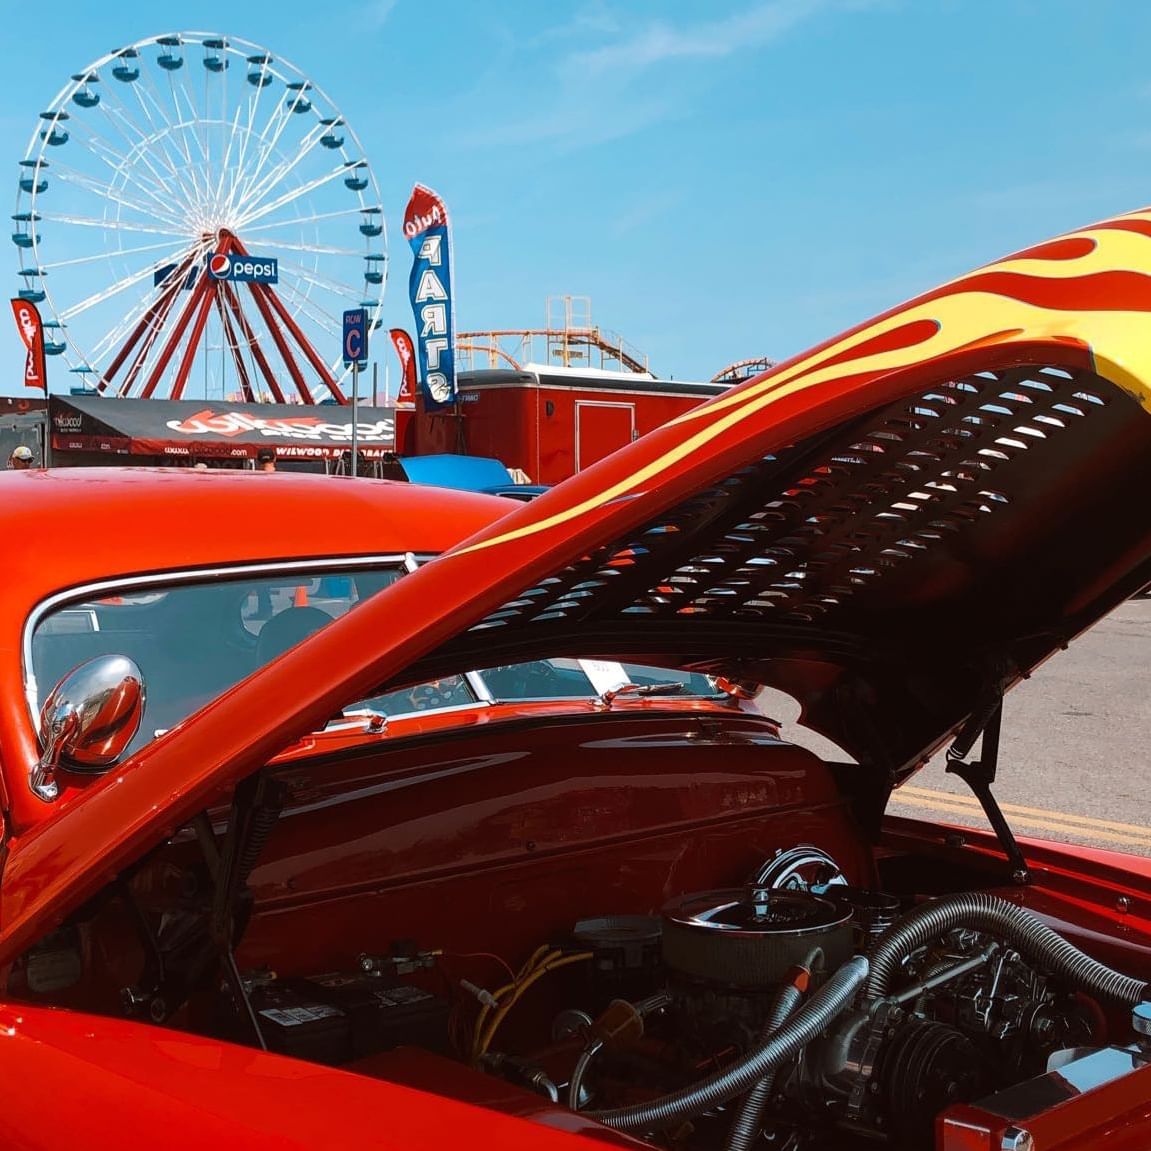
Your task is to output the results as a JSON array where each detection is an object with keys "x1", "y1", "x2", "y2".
[
  {"x1": 13, "y1": 830, "x2": 1151, "y2": 1151},
  {"x1": 363, "y1": 842, "x2": 1142, "y2": 1151},
  {"x1": 493, "y1": 877, "x2": 1106, "y2": 1150}
]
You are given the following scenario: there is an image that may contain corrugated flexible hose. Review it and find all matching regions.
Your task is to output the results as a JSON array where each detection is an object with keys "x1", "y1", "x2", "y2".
[
  {"x1": 863, "y1": 892, "x2": 1149, "y2": 1006},
  {"x1": 724, "y1": 981, "x2": 804, "y2": 1151},
  {"x1": 590, "y1": 956, "x2": 869, "y2": 1133}
]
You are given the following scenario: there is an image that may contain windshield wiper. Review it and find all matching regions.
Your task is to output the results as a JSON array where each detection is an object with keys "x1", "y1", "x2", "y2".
[
  {"x1": 327, "y1": 709, "x2": 388, "y2": 733},
  {"x1": 595, "y1": 681, "x2": 687, "y2": 710}
]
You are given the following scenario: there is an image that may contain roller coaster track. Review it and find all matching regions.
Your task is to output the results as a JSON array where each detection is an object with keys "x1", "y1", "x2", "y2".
[{"x1": 456, "y1": 327, "x2": 650, "y2": 375}]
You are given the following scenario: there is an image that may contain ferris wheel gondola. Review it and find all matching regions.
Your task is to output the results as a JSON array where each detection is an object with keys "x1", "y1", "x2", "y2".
[{"x1": 13, "y1": 31, "x2": 386, "y2": 402}]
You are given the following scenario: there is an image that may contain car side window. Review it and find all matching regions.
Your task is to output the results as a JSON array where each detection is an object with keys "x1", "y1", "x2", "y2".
[{"x1": 28, "y1": 563, "x2": 405, "y2": 755}]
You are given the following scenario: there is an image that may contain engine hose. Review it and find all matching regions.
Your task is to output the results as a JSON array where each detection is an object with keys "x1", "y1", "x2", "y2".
[
  {"x1": 590, "y1": 956, "x2": 869, "y2": 1133},
  {"x1": 863, "y1": 892, "x2": 1149, "y2": 1007},
  {"x1": 568, "y1": 990, "x2": 671, "y2": 1110},
  {"x1": 568, "y1": 1042, "x2": 602, "y2": 1112},
  {"x1": 725, "y1": 982, "x2": 804, "y2": 1151}
]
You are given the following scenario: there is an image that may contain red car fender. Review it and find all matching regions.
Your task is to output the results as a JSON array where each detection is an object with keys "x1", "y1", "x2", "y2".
[{"x1": 0, "y1": 1001, "x2": 627, "y2": 1150}]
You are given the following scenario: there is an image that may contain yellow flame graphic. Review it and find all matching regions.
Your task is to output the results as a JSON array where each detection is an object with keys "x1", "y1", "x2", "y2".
[{"x1": 456, "y1": 208, "x2": 1151, "y2": 558}]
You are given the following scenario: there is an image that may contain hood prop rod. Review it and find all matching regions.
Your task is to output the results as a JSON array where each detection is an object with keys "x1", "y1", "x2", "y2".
[
  {"x1": 945, "y1": 692, "x2": 1030, "y2": 884},
  {"x1": 206, "y1": 772, "x2": 284, "y2": 1051}
]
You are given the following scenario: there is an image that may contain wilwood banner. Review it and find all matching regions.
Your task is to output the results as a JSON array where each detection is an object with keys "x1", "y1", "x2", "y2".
[
  {"x1": 47, "y1": 395, "x2": 397, "y2": 460},
  {"x1": 403, "y1": 185, "x2": 457, "y2": 409},
  {"x1": 9, "y1": 298, "x2": 47, "y2": 391}
]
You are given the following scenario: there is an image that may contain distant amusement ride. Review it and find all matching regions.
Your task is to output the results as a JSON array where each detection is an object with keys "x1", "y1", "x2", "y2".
[{"x1": 12, "y1": 32, "x2": 385, "y2": 402}]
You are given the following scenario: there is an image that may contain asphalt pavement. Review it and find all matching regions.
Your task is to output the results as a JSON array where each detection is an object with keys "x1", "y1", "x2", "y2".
[{"x1": 760, "y1": 597, "x2": 1151, "y2": 857}]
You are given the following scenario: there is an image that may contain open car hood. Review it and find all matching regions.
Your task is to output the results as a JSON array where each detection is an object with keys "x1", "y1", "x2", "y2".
[{"x1": 5, "y1": 208, "x2": 1151, "y2": 961}]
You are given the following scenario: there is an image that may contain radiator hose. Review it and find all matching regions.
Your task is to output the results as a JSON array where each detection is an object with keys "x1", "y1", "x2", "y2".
[
  {"x1": 590, "y1": 956, "x2": 868, "y2": 1133},
  {"x1": 724, "y1": 979, "x2": 804, "y2": 1151},
  {"x1": 864, "y1": 892, "x2": 1149, "y2": 1006}
]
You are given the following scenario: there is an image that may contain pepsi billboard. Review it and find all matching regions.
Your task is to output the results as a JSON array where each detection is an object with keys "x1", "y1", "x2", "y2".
[{"x1": 207, "y1": 252, "x2": 279, "y2": 284}]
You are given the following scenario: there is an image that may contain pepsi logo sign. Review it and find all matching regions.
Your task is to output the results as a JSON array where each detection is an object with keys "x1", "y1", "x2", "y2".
[{"x1": 206, "y1": 252, "x2": 279, "y2": 284}]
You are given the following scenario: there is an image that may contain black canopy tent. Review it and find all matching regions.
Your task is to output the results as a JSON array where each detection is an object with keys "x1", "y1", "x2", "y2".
[{"x1": 48, "y1": 395, "x2": 395, "y2": 468}]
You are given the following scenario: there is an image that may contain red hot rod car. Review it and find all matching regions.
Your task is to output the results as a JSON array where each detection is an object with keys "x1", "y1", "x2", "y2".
[{"x1": 3, "y1": 208, "x2": 1151, "y2": 1151}]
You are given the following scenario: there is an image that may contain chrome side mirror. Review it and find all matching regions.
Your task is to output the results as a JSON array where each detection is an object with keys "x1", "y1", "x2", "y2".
[{"x1": 32, "y1": 655, "x2": 145, "y2": 802}]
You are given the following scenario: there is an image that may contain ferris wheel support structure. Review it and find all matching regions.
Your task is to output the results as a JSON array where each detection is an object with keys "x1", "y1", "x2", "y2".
[{"x1": 104, "y1": 230, "x2": 346, "y2": 402}]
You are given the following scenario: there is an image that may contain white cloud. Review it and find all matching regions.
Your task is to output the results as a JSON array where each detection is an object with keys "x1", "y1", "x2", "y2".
[
  {"x1": 527, "y1": 0, "x2": 623, "y2": 47},
  {"x1": 464, "y1": 0, "x2": 869, "y2": 152},
  {"x1": 565, "y1": 0, "x2": 827, "y2": 78},
  {"x1": 364, "y1": 0, "x2": 399, "y2": 28},
  {"x1": 610, "y1": 188, "x2": 684, "y2": 236}
]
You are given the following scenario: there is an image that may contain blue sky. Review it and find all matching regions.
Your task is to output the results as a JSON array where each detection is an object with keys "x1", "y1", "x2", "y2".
[{"x1": 3, "y1": 0, "x2": 1151, "y2": 395}]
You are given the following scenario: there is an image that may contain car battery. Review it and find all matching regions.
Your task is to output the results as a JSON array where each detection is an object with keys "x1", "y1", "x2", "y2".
[
  {"x1": 300, "y1": 971, "x2": 450, "y2": 1058},
  {"x1": 247, "y1": 981, "x2": 353, "y2": 1065}
]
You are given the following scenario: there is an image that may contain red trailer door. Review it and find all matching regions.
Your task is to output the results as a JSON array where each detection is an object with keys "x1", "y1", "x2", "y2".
[{"x1": 575, "y1": 401, "x2": 635, "y2": 471}]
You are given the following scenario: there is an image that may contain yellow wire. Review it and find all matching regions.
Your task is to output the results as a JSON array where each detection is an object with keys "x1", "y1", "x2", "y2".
[
  {"x1": 519, "y1": 944, "x2": 555, "y2": 980},
  {"x1": 471, "y1": 947, "x2": 562, "y2": 1059},
  {"x1": 475, "y1": 951, "x2": 593, "y2": 1059}
]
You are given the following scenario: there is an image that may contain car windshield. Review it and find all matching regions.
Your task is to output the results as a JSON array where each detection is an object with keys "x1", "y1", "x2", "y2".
[
  {"x1": 27, "y1": 565, "x2": 720, "y2": 756},
  {"x1": 351, "y1": 660, "x2": 718, "y2": 720}
]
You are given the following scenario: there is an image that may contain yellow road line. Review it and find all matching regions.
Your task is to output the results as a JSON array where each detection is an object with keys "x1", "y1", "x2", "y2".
[
  {"x1": 901, "y1": 785, "x2": 1151, "y2": 837},
  {"x1": 890, "y1": 792, "x2": 1151, "y2": 850}
]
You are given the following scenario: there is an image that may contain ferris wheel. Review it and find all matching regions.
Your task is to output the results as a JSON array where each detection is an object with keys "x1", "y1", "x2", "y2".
[{"x1": 12, "y1": 32, "x2": 386, "y2": 402}]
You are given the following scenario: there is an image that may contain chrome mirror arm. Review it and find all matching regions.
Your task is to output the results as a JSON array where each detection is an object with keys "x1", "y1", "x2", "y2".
[{"x1": 31, "y1": 703, "x2": 80, "y2": 801}]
